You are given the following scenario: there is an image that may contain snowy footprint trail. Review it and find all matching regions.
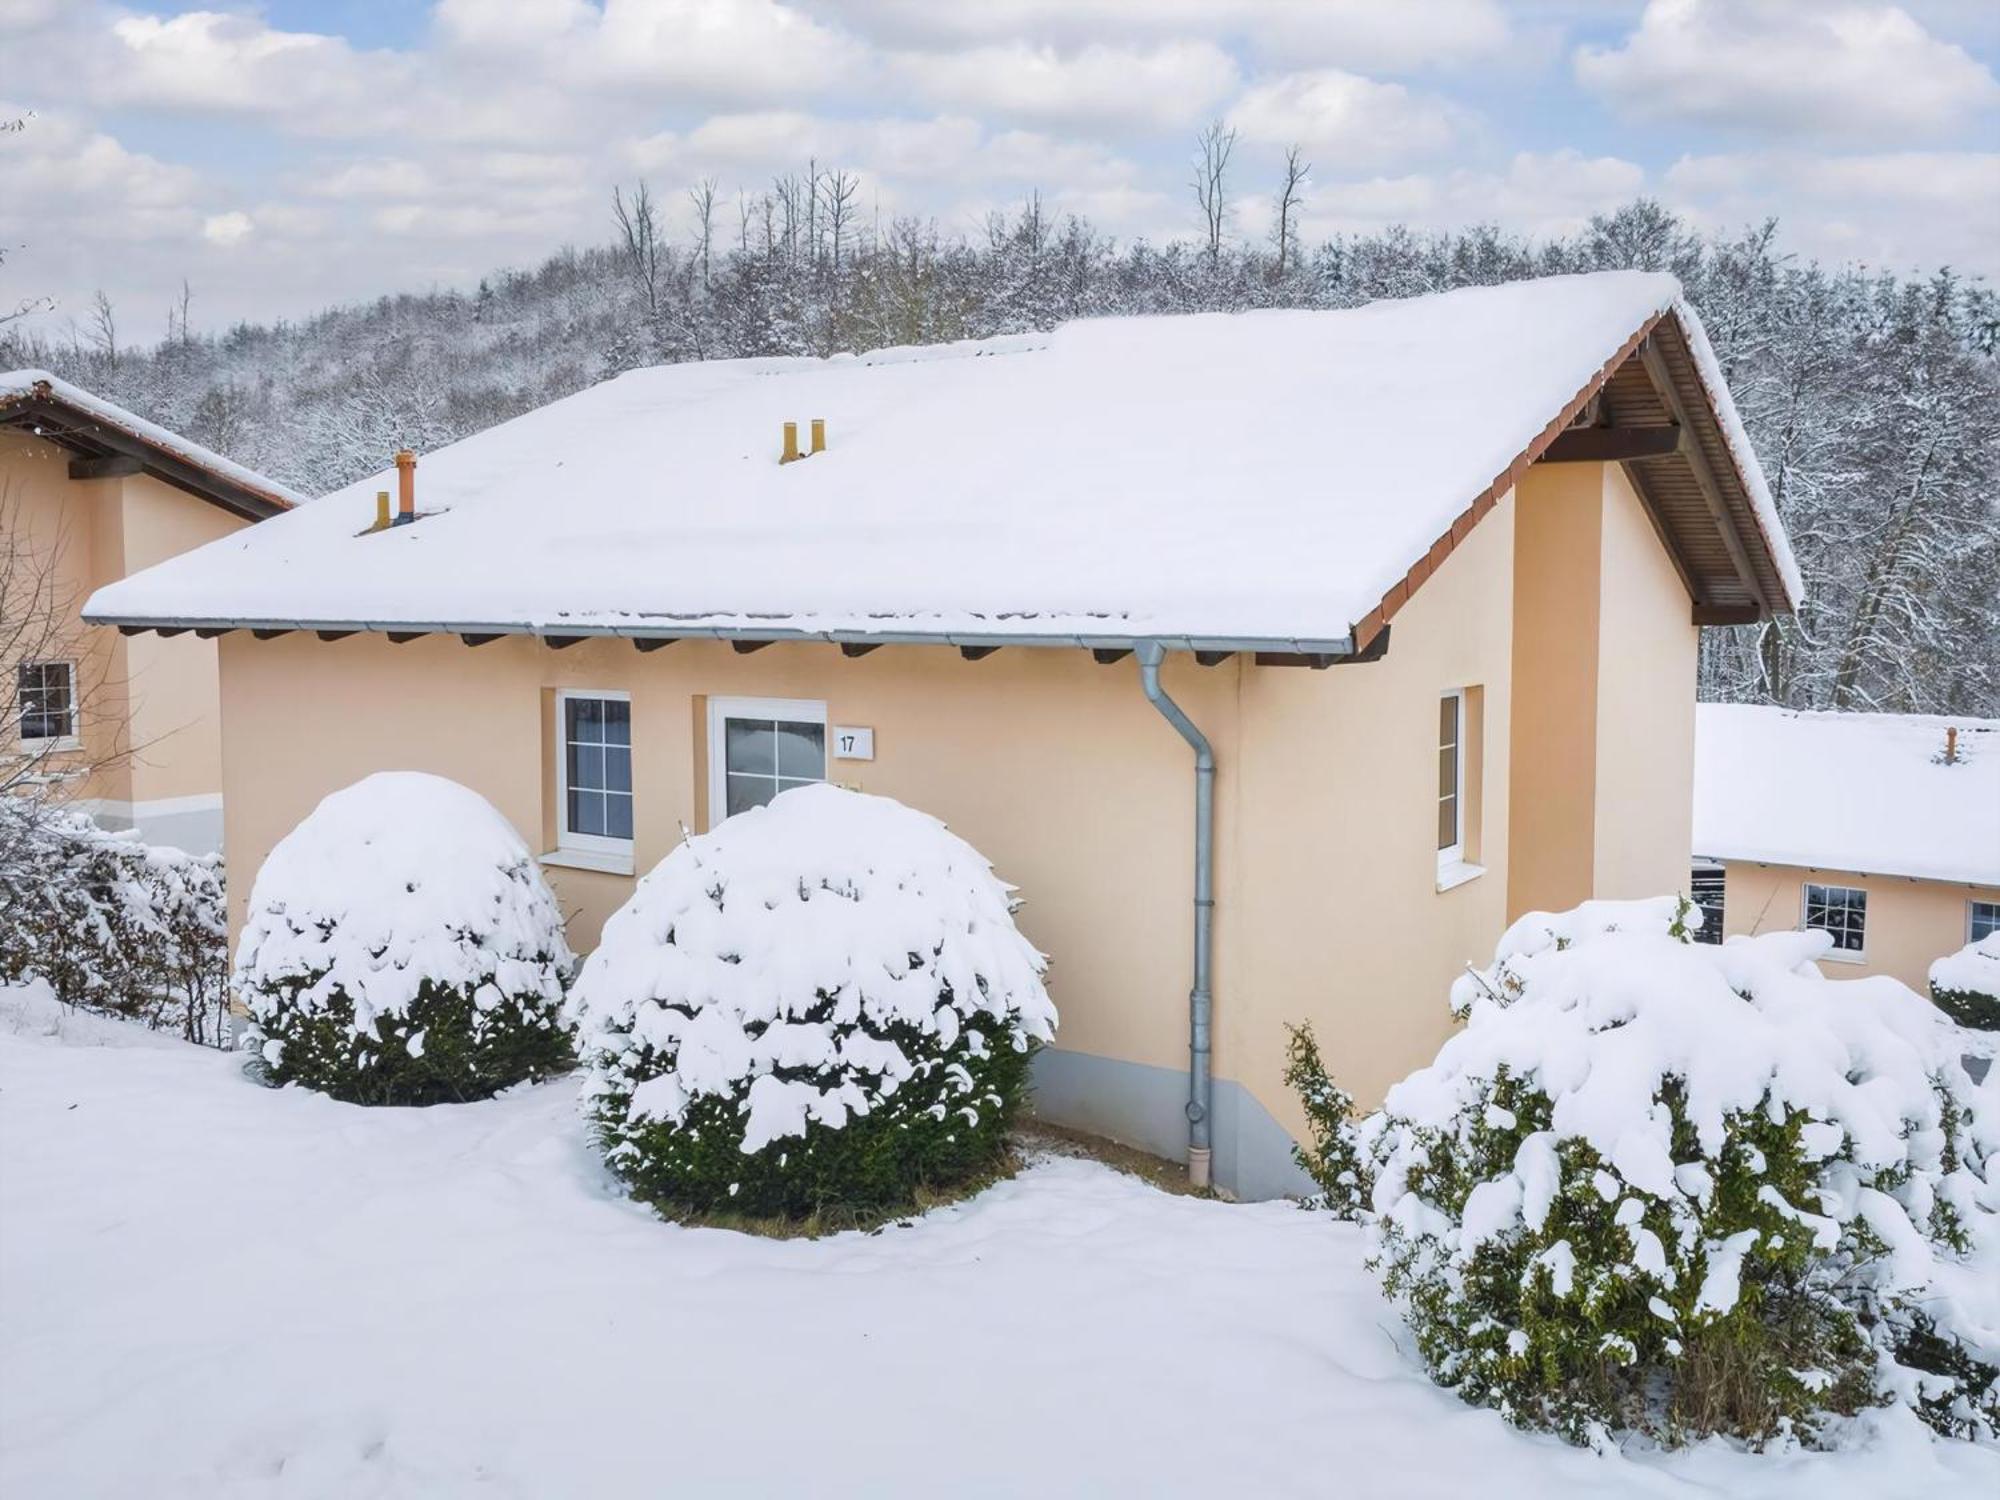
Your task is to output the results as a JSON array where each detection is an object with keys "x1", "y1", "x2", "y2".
[{"x1": 2, "y1": 1009, "x2": 1994, "y2": 1499}]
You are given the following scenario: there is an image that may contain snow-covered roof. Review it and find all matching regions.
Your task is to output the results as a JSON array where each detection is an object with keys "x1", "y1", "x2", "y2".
[
  {"x1": 0, "y1": 370, "x2": 304, "y2": 515},
  {"x1": 1695, "y1": 704, "x2": 2000, "y2": 886},
  {"x1": 83, "y1": 272, "x2": 1797, "y2": 651}
]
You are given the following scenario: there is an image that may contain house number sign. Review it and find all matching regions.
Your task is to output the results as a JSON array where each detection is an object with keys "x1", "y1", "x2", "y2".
[{"x1": 833, "y1": 726, "x2": 874, "y2": 761}]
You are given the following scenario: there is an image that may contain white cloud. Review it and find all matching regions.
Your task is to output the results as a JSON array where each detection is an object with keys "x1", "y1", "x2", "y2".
[
  {"x1": 1294, "y1": 150, "x2": 1649, "y2": 243},
  {"x1": 1229, "y1": 70, "x2": 1473, "y2": 169},
  {"x1": 100, "y1": 11, "x2": 401, "y2": 130},
  {"x1": 897, "y1": 40, "x2": 1238, "y2": 133},
  {"x1": 1576, "y1": 0, "x2": 2000, "y2": 143},
  {"x1": 310, "y1": 159, "x2": 433, "y2": 199},
  {"x1": 439, "y1": 0, "x2": 864, "y2": 99},
  {"x1": 201, "y1": 211, "x2": 253, "y2": 246},
  {"x1": 828, "y1": 1, "x2": 1515, "y2": 70},
  {"x1": 1664, "y1": 149, "x2": 2000, "y2": 273}
]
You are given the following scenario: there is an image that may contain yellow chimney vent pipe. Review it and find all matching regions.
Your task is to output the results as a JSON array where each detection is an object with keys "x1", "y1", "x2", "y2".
[
  {"x1": 373, "y1": 491, "x2": 391, "y2": 530},
  {"x1": 780, "y1": 422, "x2": 801, "y2": 464},
  {"x1": 810, "y1": 418, "x2": 826, "y2": 455}
]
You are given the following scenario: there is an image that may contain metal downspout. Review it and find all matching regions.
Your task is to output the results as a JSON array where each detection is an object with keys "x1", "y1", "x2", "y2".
[{"x1": 1135, "y1": 641, "x2": 1215, "y2": 1190}]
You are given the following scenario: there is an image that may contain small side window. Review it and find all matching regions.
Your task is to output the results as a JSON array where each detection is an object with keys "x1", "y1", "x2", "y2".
[
  {"x1": 1970, "y1": 901, "x2": 2000, "y2": 944},
  {"x1": 15, "y1": 660, "x2": 78, "y2": 747},
  {"x1": 1437, "y1": 690, "x2": 1465, "y2": 866},
  {"x1": 1690, "y1": 863, "x2": 1726, "y2": 944},
  {"x1": 1803, "y1": 882, "x2": 1867, "y2": 956}
]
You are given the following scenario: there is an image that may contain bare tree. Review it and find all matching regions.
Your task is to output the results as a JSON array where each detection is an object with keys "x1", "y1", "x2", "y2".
[
  {"x1": 0, "y1": 487, "x2": 136, "y2": 868},
  {"x1": 820, "y1": 169, "x2": 860, "y2": 275},
  {"x1": 168, "y1": 278, "x2": 194, "y2": 348},
  {"x1": 688, "y1": 177, "x2": 718, "y2": 291},
  {"x1": 85, "y1": 290, "x2": 117, "y2": 365},
  {"x1": 1192, "y1": 119, "x2": 1238, "y2": 268},
  {"x1": 1273, "y1": 146, "x2": 1310, "y2": 277},
  {"x1": 611, "y1": 182, "x2": 663, "y2": 318}
]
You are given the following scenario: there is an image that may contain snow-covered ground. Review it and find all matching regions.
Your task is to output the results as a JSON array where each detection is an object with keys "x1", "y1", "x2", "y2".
[{"x1": 3, "y1": 989, "x2": 1995, "y2": 1499}]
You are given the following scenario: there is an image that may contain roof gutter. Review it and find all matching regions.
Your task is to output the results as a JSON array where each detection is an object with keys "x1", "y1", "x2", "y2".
[{"x1": 1134, "y1": 641, "x2": 1216, "y2": 1190}]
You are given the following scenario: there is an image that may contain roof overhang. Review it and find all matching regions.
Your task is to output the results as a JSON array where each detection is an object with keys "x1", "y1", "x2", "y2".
[
  {"x1": 88, "y1": 613, "x2": 1371, "y2": 668},
  {"x1": 0, "y1": 380, "x2": 294, "y2": 521}
]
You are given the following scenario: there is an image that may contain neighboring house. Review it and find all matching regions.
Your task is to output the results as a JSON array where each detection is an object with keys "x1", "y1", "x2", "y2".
[
  {"x1": 86, "y1": 272, "x2": 1800, "y2": 1197},
  {"x1": 1692, "y1": 704, "x2": 2000, "y2": 990},
  {"x1": 2, "y1": 373, "x2": 299, "y2": 851}
]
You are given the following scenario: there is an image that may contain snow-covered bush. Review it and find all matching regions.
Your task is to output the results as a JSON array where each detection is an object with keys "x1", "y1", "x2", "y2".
[
  {"x1": 568, "y1": 783, "x2": 1057, "y2": 1223},
  {"x1": 237, "y1": 773, "x2": 574, "y2": 1103},
  {"x1": 0, "y1": 796, "x2": 230, "y2": 1044},
  {"x1": 1363, "y1": 897, "x2": 2000, "y2": 1448},
  {"x1": 1282, "y1": 1022, "x2": 1370, "y2": 1218},
  {"x1": 1931, "y1": 933, "x2": 2000, "y2": 1032}
]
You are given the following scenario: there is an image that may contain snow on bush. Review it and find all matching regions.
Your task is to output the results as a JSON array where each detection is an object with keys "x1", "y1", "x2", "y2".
[
  {"x1": 568, "y1": 783, "x2": 1056, "y2": 1222},
  {"x1": 1932, "y1": 933, "x2": 2000, "y2": 1032},
  {"x1": 0, "y1": 797, "x2": 229, "y2": 1044},
  {"x1": 1360, "y1": 897, "x2": 2000, "y2": 1448},
  {"x1": 236, "y1": 772, "x2": 574, "y2": 1104}
]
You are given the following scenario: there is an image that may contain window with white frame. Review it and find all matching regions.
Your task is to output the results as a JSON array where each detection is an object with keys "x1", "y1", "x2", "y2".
[
  {"x1": 1971, "y1": 900, "x2": 2000, "y2": 944},
  {"x1": 1690, "y1": 863, "x2": 1726, "y2": 945},
  {"x1": 555, "y1": 691, "x2": 633, "y2": 850},
  {"x1": 707, "y1": 696, "x2": 826, "y2": 824},
  {"x1": 1803, "y1": 882, "x2": 1867, "y2": 956},
  {"x1": 1437, "y1": 689, "x2": 1466, "y2": 865},
  {"x1": 15, "y1": 661, "x2": 77, "y2": 746}
]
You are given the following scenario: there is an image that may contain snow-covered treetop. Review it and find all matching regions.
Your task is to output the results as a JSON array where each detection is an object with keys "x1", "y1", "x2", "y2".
[
  {"x1": 1934, "y1": 933, "x2": 2000, "y2": 999},
  {"x1": 82, "y1": 272, "x2": 1797, "y2": 649},
  {"x1": 234, "y1": 771, "x2": 572, "y2": 1025},
  {"x1": 1695, "y1": 704, "x2": 2000, "y2": 885},
  {"x1": 569, "y1": 783, "x2": 1055, "y2": 1152}
]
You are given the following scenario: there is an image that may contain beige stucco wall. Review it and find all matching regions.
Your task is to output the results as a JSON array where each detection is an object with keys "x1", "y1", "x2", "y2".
[
  {"x1": 1507, "y1": 461, "x2": 1696, "y2": 918},
  {"x1": 218, "y1": 630, "x2": 1232, "y2": 1091},
  {"x1": 1232, "y1": 490, "x2": 1516, "y2": 1121},
  {"x1": 1717, "y1": 860, "x2": 1999, "y2": 992},
  {"x1": 1, "y1": 429, "x2": 247, "y2": 819},
  {"x1": 1593, "y1": 464, "x2": 1699, "y2": 899}
]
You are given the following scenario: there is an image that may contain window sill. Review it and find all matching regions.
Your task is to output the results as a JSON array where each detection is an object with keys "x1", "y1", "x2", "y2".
[
  {"x1": 1816, "y1": 948, "x2": 1867, "y2": 966},
  {"x1": 20, "y1": 737, "x2": 82, "y2": 754},
  {"x1": 1436, "y1": 859, "x2": 1486, "y2": 893},
  {"x1": 540, "y1": 845, "x2": 635, "y2": 877}
]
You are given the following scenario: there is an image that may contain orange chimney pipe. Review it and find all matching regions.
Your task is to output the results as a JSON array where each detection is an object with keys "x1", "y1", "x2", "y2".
[{"x1": 394, "y1": 449, "x2": 416, "y2": 524}]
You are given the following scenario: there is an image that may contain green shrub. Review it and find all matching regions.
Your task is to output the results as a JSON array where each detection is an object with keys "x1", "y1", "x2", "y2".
[
  {"x1": 0, "y1": 797, "x2": 230, "y2": 1044},
  {"x1": 1930, "y1": 932, "x2": 2000, "y2": 1031},
  {"x1": 569, "y1": 784, "x2": 1057, "y2": 1226},
  {"x1": 236, "y1": 773, "x2": 574, "y2": 1104},
  {"x1": 1281, "y1": 1021, "x2": 1369, "y2": 1218},
  {"x1": 1362, "y1": 898, "x2": 2000, "y2": 1449}
]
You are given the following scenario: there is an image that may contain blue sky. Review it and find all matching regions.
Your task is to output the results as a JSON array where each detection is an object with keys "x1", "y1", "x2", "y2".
[{"x1": 3, "y1": 1, "x2": 1996, "y2": 340}]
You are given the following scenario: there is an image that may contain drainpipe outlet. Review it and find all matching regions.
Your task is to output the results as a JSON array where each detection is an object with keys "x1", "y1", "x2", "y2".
[{"x1": 1187, "y1": 1147, "x2": 1213, "y2": 1192}]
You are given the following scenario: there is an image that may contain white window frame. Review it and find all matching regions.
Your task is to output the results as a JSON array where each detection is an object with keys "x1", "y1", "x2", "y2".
[
  {"x1": 553, "y1": 688, "x2": 633, "y2": 857},
  {"x1": 1437, "y1": 688, "x2": 1466, "y2": 871},
  {"x1": 1970, "y1": 900, "x2": 2000, "y2": 944},
  {"x1": 706, "y1": 695, "x2": 828, "y2": 829},
  {"x1": 15, "y1": 659, "x2": 80, "y2": 751},
  {"x1": 1802, "y1": 881, "x2": 1868, "y2": 962}
]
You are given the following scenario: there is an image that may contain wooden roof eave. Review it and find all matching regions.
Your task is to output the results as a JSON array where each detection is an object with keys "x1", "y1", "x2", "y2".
[
  {"x1": 0, "y1": 393, "x2": 292, "y2": 521},
  {"x1": 1347, "y1": 306, "x2": 1794, "y2": 650}
]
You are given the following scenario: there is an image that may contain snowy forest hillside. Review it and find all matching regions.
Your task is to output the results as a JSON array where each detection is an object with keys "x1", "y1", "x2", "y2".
[{"x1": 5, "y1": 191, "x2": 1995, "y2": 715}]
